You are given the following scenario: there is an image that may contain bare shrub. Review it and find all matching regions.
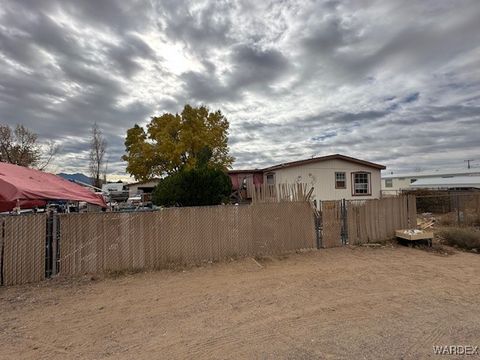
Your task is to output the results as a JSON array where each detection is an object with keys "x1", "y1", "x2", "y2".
[
  {"x1": 437, "y1": 212, "x2": 456, "y2": 226},
  {"x1": 437, "y1": 211, "x2": 480, "y2": 227},
  {"x1": 466, "y1": 211, "x2": 480, "y2": 226},
  {"x1": 439, "y1": 228, "x2": 480, "y2": 251}
]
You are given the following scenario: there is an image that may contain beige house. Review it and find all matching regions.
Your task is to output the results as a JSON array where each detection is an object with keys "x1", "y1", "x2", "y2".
[{"x1": 230, "y1": 154, "x2": 385, "y2": 202}]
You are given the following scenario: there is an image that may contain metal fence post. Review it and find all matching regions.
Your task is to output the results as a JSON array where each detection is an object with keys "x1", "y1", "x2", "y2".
[
  {"x1": 45, "y1": 213, "x2": 51, "y2": 278},
  {"x1": 45, "y1": 211, "x2": 59, "y2": 278},
  {"x1": 51, "y1": 213, "x2": 58, "y2": 276}
]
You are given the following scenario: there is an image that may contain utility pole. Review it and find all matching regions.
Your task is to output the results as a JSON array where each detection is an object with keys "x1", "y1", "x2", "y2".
[{"x1": 464, "y1": 159, "x2": 474, "y2": 169}]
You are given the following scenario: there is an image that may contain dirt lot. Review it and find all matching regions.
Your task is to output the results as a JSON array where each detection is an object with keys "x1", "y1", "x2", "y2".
[{"x1": 1, "y1": 246, "x2": 480, "y2": 359}]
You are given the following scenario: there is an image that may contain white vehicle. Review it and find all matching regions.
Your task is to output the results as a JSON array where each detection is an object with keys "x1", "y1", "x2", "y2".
[
  {"x1": 102, "y1": 183, "x2": 126, "y2": 193},
  {"x1": 102, "y1": 183, "x2": 129, "y2": 202},
  {"x1": 127, "y1": 195, "x2": 142, "y2": 206}
]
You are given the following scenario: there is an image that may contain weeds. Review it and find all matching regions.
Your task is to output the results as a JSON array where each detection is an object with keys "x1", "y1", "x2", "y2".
[
  {"x1": 439, "y1": 227, "x2": 480, "y2": 251},
  {"x1": 416, "y1": 243, "x2": 456, "y2": 256},
  {"x1": 106, "y1": 268, "x2": 144, "y2": 279}
]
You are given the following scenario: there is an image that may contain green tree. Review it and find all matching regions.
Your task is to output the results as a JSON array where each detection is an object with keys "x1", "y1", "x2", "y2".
[
  {"x1": 123, "y1": 105, "x2": 234, "y2": 181},
  {"x1": 152, "y1": 147, "x2": 232, "y2": 207}
]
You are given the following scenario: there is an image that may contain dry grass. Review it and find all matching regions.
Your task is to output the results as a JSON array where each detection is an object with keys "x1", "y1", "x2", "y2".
[
  {"x1": 439, "y1": 227, "x2": 480, "y2": 251},
  {"x1": 416, "y1": 242, "x2": 456, "y2": 256},
  {"x1": 436, "y1": 211, "x2": 480, "y2": 227},
  {"x1": 437, "y1": 212, "x2": 457, "y2": 226}
]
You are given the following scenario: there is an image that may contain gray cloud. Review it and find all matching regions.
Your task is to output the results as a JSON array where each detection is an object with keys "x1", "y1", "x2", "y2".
[
  {"x1": 156, "y1": 0, "x2": 234, "y2": 50},
  {"x1": 229, "y1": 45, "x2": 290, "y2": 89},
  {"x1": 182, "y1": 44, "x2": 290, "y2": 101},
  {"x1": 0, "y1": 0, "x2": 479, "y2": 178}
]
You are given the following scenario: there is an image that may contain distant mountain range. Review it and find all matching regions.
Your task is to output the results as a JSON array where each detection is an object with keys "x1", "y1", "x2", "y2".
[{"x1": 58, "y1": 173, "x2": 93, "y2": 185}]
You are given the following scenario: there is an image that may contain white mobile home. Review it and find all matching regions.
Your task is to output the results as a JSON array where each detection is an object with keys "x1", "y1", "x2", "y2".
[
  {"x1": 409, "y1": 176, "x2": 480, "y2": 190},
  {"x1": 382, "y1": 168, "x2": 480, "y2": 195},
  {"x1": 230, "y1": 154, "x2": 385, "y2": 202}
]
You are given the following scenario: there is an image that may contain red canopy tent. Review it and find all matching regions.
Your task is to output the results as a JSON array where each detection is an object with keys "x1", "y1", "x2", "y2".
[{"x1": 0, "y1": 162, "x2": 106, "y2": 212}]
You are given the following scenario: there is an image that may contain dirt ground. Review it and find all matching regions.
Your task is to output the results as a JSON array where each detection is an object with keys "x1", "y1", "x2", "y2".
[{"x1": 1, "y1": 245, "x2": 480, "y2": 360}]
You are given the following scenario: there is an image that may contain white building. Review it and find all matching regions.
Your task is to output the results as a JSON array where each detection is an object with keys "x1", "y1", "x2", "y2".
[
  {"x1": 230, "y1": 154, "x2": 385, "y2": 202},
  {"x1": 127, "y1": 178, "x2": 161, "y2": 197},
  {"x1": 381, "y1": 168, "x2": 480, "y2": 195},
  {"x1": 410, "y1": 176, "x2": 480, "y2": 190}
]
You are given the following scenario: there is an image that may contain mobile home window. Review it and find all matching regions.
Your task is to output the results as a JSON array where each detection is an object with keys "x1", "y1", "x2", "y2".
[
  {"x1": 352, "y1": 172, "x2": 371, "y2": 195},
  {"x1": 385, "y1": 179, "x2": 393, "y2": 188},
  {"x1": 266, "y1": 173, "x2": 275, "y2": 185},
  {"x1": 335, "y1": 172, "x2": 346, "y2": 189}
]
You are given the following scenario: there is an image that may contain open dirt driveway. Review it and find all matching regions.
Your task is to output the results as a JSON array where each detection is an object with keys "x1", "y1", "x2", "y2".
[{"x1": 1, "y1": 246, "x2": 480, "y2": 359}]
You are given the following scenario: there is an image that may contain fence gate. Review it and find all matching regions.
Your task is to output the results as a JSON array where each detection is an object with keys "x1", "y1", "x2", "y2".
[
  {"x1": 318, "y1": 196, "x2": 416, "y2": 248},
  {"x1": 320, "y1": 200, "x2": 348, "y2": 248}
]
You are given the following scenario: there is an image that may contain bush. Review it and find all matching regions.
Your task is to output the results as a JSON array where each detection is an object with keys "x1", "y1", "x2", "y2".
[
  {"x1": 439, "y1": 228, "x2": 480, "y2": 250},
  {"x1": 437, "y1": 212, "x2": 456, "y2": 226},
  {"x1": 153, "y1": 166, "x2": 232, "y2": 207}
]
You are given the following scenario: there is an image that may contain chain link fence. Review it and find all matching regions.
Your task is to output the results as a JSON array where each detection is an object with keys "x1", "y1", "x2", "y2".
[
  {"x1": 57, "y1": 202, "x2": 316, "y2": 276},
  {"x1": 0, "y1": 214, "x2": 46, "y2": 286},
  {"x1": 1, "y1": 202, "x2": 317, "y2": 285},
  {"x1": 2, "y1": 195, "x2": 439, "y2": 286},
  {"x1": 411, "y1": 191, "x2": 480, "y2": 226}
]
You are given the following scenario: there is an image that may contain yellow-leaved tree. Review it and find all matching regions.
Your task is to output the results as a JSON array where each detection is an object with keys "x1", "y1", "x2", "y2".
[{"x1": 122, "y1": 105, "x2": 234, "y2": 181}]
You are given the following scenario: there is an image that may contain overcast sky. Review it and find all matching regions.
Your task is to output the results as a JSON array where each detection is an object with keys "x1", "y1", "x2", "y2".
[{"x1": 1, "y1": 0, "x2": 479, "y2": 179}]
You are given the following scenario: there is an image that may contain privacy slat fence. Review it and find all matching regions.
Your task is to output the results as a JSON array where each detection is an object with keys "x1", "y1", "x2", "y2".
[
  {"x1": 0, "y1": 214, "x2": 46, "y2": 286},
  {"x1": 320, "y1": 195, "x2": 417, "y2": 247},
  {"x1": 1, "y1": 196, "x2": 422, "y2": 286},
  {"x1": 58, "y1": 202, "x2": 317, "y2": 277}
]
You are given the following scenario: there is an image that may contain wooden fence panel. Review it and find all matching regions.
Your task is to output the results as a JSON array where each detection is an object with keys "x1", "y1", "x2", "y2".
[
  {"x1": 1, "y1": 214, "x2": 46, "y2": 286},
  {"x1": 347, "y1": 204, "x2": 360, "y2": 245},
  {"x1": 365, "y1": 200, "x2": 375, "y2": 242},
  {"x1": 57, "y1": 202, "x2": 316, "y2": 277},
  {"x1": 323, "y1": 197, "x2": 408, "y2": 247},
  {"x1": 343, "y1": 196, "x2": 413, "y2": 245},
  {"x1": 321, "y1": 201, "x2": 342, "y2": 248},
  {"x1": 407, "y1": 195, "x2": 417, "y2": 227}
]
